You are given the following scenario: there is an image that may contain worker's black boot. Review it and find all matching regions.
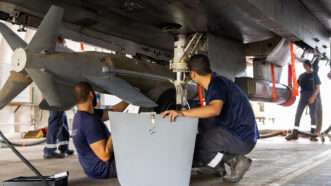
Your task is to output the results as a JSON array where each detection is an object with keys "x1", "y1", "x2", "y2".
[
  {"x1": 44, "y1": 152, "x2": 65, "y2": 159},
  {"x1": 310, "y1": 136, "x2": 318, "y2": 142},
  {"x1": 60, "y1": 149, "x2": 75, "y2": 157},
  {"x1": 224, "y1": 155, "x2": 252, "y2": 183},
  {"x1": 310, "y1": 127, "x2": 318, "y2": 142},
  {"x1": 191, "y1": 163, "x2": 226, "y2": 177},
  {"x1": 215, "y1": 163, "x2": 227, "y2": 177},
  {"x1": 285, "y1": 130, "x2": 298, "y2": 141}
]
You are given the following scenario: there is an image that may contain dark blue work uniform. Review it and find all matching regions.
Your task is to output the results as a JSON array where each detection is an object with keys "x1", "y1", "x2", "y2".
[
  {"x1": 44, "y1": 111, "x2": 70, "y2": 155},
  {"x1": 294, "y1": 72, "x2": 321, "y2": 133},
  {"x1": 194, "y1": 73, "x2": 259, "y2": 164},
  {"x1": 72, "y1": 110, "x2": 116, "y2": 179}
]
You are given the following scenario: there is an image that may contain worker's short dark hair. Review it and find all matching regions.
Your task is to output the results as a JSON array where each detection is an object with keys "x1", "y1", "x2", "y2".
[
  {"x1": 303, "y1": 60, "x2": 312, "y2": 68},
  {"x1": 187, "y1": 54, "x2": 212, "y2": 76},
  {"x1": 74, "y1": 82, "x2": 94, "y2": 104}
]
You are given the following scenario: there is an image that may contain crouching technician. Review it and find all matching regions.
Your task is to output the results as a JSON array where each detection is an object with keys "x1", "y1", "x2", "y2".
[
  {"x1": 72, "y1": 82, "x2": 128, "y2": 179},
  {"x1": 161, "y1": 54, "x2": 259, "y2": 183}
]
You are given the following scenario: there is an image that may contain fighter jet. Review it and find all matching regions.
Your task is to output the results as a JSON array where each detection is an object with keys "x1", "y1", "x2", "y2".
[
  {"x1": 0, "y1": 6, "x2": 175, "y2": 110},
  {"x1": 0, "y1": 1, "x2": 330, "y2": 107}
]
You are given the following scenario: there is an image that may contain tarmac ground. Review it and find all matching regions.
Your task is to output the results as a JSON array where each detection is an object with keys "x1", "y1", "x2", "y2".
[{"x1": 1, "y1": 137, "x2": 331, "y2": 186}]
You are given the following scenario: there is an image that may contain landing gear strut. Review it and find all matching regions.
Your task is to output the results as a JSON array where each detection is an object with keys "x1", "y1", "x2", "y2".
[{"x1": 170, "y1": 33, "x2": 205, "y2": 109}]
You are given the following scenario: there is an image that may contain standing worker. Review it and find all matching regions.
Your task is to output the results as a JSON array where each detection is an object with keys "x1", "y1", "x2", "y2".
[
  {"x1": 286, "y1": 60, "x2": 321, "y2": 141},
  {"x1": 161, "y1": 54, "x2": 259, "y2": 183},
  {"x1": 44, "y1": 35, "x2": 74, "y2": 159},
  {"x1": 44, "y1": 111, "x2": 74, "y2": 159}
]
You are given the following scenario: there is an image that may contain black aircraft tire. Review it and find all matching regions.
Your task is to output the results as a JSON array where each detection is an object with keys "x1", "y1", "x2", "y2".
[{"x1": 154, "y1": 88, "x2": 177, "y2": 114}]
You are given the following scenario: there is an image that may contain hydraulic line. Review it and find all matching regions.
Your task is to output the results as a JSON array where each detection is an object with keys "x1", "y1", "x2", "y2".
[
  {"x1": 259, "y1": 130, "x2": 288, "y2": 139},
  {"x1": 0, "y1": 138, "x2": 46, "y2": 147}
]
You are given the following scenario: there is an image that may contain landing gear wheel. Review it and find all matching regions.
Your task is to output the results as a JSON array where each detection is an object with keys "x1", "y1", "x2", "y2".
[{"x1": 154, "y1": 89, "x2": 177, "y2": 114}]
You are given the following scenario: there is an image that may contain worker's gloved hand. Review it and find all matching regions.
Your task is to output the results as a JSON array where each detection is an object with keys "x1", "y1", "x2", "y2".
[{"x1": 160, "y1": 110, "x2": 184, "y2": 122}]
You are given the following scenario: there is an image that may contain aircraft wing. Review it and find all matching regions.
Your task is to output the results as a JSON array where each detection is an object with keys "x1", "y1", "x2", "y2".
[{"x1": 86, "y1": 75, "x2": 157, "y2": 108}]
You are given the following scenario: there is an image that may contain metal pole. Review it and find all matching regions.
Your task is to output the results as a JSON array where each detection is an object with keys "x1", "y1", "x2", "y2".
[{"x1": 172, "y1": 34, "x2": 188, "y2": 108}]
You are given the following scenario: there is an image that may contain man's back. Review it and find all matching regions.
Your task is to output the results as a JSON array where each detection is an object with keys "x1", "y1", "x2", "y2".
[
  {"x1": 72, "y1": 111, "x2": 111, "y2": 179},
  {"x1": 205, "y1": 73, "x2": 259, "y2": 144}
]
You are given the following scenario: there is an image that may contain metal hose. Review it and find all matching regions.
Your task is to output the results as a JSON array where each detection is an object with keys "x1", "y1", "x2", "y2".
[
  {"x1": 0, "y1": 138, "x2": 46, "y2": 147},
  {"x1": 259, "y1": 130, "x2": 288, "y2": 139}
]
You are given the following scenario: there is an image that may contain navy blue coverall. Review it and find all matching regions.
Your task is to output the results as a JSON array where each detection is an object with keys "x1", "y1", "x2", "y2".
[{"x1": 44, "y1": 111, "x2": 70, "y2": 155}]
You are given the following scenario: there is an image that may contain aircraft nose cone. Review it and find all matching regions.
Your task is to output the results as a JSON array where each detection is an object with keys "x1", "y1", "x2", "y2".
[{"x1": 12, "y1": 48, "x2": 28, "y2": 72}]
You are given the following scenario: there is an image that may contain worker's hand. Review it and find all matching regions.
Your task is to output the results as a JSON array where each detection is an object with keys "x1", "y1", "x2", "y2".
[
  {"x1": 160, "y1": 110, "x2": 184, "y2": 122},
  {"x1": 308, "y1": 96, "x2": 316, "y2": 105}
]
